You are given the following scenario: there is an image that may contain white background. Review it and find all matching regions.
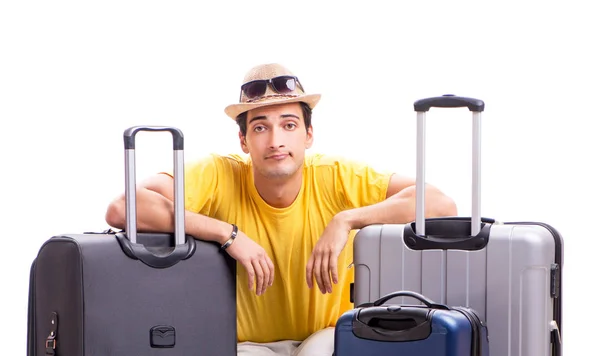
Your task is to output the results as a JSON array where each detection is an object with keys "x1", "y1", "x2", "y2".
[{"x1": 1, "y1": 1, "x2": 597, "y2": 355}]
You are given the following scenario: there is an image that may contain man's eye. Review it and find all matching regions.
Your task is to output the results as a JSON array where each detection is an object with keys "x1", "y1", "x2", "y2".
[
  {"x1": 254, "y1": 126, "x2": 265, "y2": 132},
  {"x1": 285, "y1": 123, "x2": 297, "y2": 130}
]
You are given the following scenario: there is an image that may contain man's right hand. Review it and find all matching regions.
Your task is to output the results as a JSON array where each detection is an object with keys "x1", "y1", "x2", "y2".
[{"x1": 224, "y1": 231, "x2": 274, "y2": 296}]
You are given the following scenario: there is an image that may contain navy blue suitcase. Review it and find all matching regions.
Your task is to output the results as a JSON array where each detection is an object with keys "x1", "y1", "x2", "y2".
[{"x1": 334, "y1": 291, "x2": 489, "y2": 356}]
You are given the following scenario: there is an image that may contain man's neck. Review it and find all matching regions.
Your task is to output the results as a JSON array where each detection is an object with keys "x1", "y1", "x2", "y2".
[{"x1": 253, "y1": 169, "x2": 303, "y2": 209}]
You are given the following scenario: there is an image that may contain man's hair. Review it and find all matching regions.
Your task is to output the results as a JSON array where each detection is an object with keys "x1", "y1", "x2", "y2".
[{"x1": 236, "y1": 102, "x2": 312, "y2": 137}]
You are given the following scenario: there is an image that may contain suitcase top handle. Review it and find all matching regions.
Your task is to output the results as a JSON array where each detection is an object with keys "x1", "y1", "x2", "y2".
[
  {"x1": 353, "y1": 291, "x2": 447, "y2": 343},
  {"x1": 373, "y1": 291, "x2": 450, "y2": 310}
]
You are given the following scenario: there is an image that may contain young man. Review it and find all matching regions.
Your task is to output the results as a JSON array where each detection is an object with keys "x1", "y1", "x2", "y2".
[{"x1": 105, "y1": 63, "x2": 457, "y2": 356}]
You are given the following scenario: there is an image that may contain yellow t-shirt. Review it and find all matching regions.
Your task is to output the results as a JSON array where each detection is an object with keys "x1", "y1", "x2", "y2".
[{"x1": 181, "y1": 153, "x2": 392, "y2": 343}]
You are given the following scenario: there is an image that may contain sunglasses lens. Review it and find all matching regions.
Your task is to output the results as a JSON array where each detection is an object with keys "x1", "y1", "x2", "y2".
[
  {"x1": 271, "y1": 76, "x2": 296, "y2": 94},
  {"x1": 242, "y1": 81, "x2": 267, "y2": 99}
]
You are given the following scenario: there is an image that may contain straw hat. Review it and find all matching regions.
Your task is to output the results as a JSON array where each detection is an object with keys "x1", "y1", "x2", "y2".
[{"x1": 224, "y1": 63, "x2": 321, "y2": 120}]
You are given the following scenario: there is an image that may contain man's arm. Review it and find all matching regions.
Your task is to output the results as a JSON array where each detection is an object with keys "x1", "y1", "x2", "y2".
[
  {"x1": 337, "y1": 173, "x2": 457, "y2": 230},
  {"x1": 105, "y1": 173, "x2": 233, "y2": 245},
  {"x1": 105, "y1": 173, "x2": 275, "y2": 296},
  {"x1": 306, "y1": 173, "x2": 457, "y2": 294}
]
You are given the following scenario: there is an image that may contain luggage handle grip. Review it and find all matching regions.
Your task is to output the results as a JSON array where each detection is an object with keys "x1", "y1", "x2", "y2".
[
  {"x1": 115, "y1": 233, "x2": 196, "y2": 269},
  {"x1": 373, "y1": 291, "x2": 449, "y2": 310},
  {"x1": 353, "y1": 305, "x2": 433, "y2": 342},
  {"x1": 357, "y1": 308, "x2": 429, "y2": 327},
  {"x1": 413, "y1": 94, "x2": 485, "y2": 112},
  {"x1": 123, "y1": 125, "x2": 186, "y2": 246},
  {"x1": 403, "y1": 217, "x2": 493, "y2": 251},
  {"x1": 123, "y1": 126, "x2": 184, "y2": 150},
  {"x1": 352, "y1": 293, "x2": 438, "y2": 342}
]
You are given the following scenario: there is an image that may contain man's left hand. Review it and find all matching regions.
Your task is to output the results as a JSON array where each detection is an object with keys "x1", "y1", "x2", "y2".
[{"x1": 306, "y1": 213, "x2": 352, "y2": 294}]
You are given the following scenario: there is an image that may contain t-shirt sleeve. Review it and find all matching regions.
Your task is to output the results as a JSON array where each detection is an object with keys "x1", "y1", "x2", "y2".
[
  {"x1": 334, "y1": 157, "x2": 393, "y2": 210},
  {"x1": 161, "y1": 154, "x2": 220, "y2": 214}
]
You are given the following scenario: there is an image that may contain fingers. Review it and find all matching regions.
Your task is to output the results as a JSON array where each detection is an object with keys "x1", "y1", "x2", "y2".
[
  {"x1": 258, "y1": 257, "x2": 271, "y2": 294},
  {"x1": 250, "y1": 252, "x2": 274, "y2": 296},
  {"x1": 329, "y1": 252, "x2": 338, "y2": 285},
  {"x1": 320, "y1": 253, "x2": 332, "y2": 293},
  {"x1": 306, "y1": 254, "x2": 314, "y2": 289},
  {"x1": 307, "y1": 250, "x2": 339, "y2": 294},
  {"x1": 251, "y1": 259, "x2": 265, "y2": 296},
  {"x1": 227, "y1": 231, "x2": 274, "y2": 296},
  {"x1": 242, "y1": 260, "x2": 255, "y2": 292},
  {"x1": 266, "y1": 255, "x2": 275, "y2": 287},
  {"x1": 313, "y1": 254, "x2": 325, "y2": 294}
]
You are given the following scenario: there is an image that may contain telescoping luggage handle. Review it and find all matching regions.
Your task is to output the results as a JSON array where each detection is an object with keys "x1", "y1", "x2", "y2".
[
  {"x1": 123, "y1": 126, "x2": 185, "y2": 245},
  {"x1": 414, "y1": 95, "x2": 485, "y2": 237}
]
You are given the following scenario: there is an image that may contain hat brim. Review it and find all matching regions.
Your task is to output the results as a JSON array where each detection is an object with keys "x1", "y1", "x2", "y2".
[{"x1": 224, "y1": 94, "x2": 321, "y2": 121}]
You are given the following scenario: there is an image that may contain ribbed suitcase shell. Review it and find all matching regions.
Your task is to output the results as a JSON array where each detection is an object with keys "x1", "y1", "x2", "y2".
[{"x1": 352, "y1": 219, "x2": 562, "y2": 356}]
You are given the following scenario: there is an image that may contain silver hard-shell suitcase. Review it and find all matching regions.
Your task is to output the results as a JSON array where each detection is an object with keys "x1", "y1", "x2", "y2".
[
  {"x1": 352, "y1": 96, "x2": 563, "y2": 356},
  {"x1": 27, "y1": 126, "x2": 237, "y2": 356}
]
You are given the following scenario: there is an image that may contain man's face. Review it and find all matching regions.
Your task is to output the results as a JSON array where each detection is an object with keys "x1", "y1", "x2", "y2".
[{"x1": 240, "y1": 102, "x2": 313, "y2": 180}]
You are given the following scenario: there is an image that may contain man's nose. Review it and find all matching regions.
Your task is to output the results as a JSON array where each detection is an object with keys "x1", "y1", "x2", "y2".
[{"x1": 268, "y1": 128, "x2": 285, "y2": 149}]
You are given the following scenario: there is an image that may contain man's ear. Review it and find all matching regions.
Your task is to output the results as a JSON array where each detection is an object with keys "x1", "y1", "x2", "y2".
[
  {"x1": 239, "y1": 131, "x2": 249, "y2": 154},
  {"x1": 305, "y1": 125, "x2": 314, "y2": 149}
]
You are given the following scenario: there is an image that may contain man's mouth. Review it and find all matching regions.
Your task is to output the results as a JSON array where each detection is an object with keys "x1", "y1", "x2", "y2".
[{"x1": 266, "y1": 153, "x2": 290, "y2": 160}]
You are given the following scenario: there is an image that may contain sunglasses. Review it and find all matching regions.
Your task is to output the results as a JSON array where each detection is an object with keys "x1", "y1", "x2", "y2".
[{"x1": 239, "y1": 75, "x2": 305, "y2": 101}]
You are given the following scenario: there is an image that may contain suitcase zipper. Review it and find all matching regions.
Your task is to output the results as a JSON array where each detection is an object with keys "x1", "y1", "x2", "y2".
[
  {"x1": 503, "y1": 221, "x2": 563, "y2": 356},
  {"x1": 502, "y1": 221, "x2": 563, "y2": 275},
  {"x1": 27, "y1": 261, "x2": 36, "y2": 356},
  {"x1": 550, "y1": 320, "x2": 562, "y2": 356},
  {"x1": 453, "y1": 307, "x2": 486, "y2": 356},
  {"x1": 45, "y1": 312, "x2": 58, "y2": 356}
]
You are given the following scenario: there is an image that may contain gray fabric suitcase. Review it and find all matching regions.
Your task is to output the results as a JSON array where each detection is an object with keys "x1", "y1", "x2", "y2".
[
  {"x1": 27, "y1": 126, "x2": 237, "y2": 356},
  {"x1": 352, "y1": 96, "x2": 563, "y2": 356}
]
